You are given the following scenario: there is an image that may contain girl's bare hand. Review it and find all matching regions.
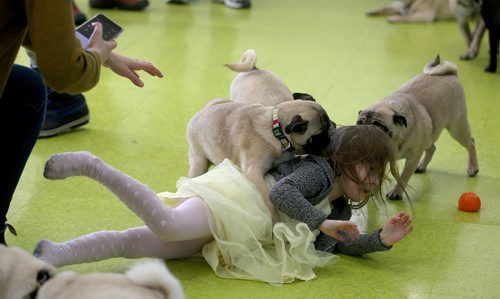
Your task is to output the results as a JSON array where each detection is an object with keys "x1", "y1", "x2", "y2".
[{"x1": 379, "y1": 211, "x2": 413, "y2": 246}]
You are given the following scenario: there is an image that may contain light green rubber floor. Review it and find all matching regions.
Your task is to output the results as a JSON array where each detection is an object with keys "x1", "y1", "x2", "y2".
[{"x1": 10, "y1": 0, "x2": 500, "y2": 298}]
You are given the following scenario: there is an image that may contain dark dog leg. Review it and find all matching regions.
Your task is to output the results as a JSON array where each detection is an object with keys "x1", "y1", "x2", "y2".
[
  {"x1": 481, "y1": 0, "x2": 500, "y2": 72},
  {"x1": 484, "y1": 29, "x2": 499, "y2": 72}
]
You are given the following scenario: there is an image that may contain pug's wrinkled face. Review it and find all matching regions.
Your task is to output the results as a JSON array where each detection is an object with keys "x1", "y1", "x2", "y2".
[
  {"x1": 357, "y1": 108, "x2": 407, "y2": 139},
  {"x1": 279, "y1": 100, "x2": 334, "y2": 155},
  {"x1": 0, "y1": 245, "x2": 56, "y2": 299}
]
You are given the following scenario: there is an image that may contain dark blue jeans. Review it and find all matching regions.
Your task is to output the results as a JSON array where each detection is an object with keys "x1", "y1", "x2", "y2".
[{"x1": 0, "y1": 64, "x2": 46, "y2": 236}]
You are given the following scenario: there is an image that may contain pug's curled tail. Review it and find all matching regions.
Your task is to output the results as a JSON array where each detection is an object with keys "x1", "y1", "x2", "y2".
[
  {"x1": 423, "y1": 54, "x2": 457, "y2": 76},
  {"x1": 126, "y1": 260, "x2": 185, "y2": 299},
  {"x1": 225, "y1": 49, "x2": 257, "y2": 72}
]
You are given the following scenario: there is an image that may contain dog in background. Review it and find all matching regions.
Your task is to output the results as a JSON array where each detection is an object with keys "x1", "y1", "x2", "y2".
[
  {"x1": 451, "y1": 0, "x2": 500, "y2": 72},
  {"x1": 449, "y1": 0, "x2": 486, "y2": 60},
  {"x1": 357, "y1": 55, "x2": 479, "y2": 200},
  {"x1": 366, "y1": 0, "x2": 454, "y2": 23},
  {"x1": 226, "y1": 49, "x2": 316, "y2": 106},
  {"x1": 0, "y1": 245, "x2": 184, "y2": 299}
]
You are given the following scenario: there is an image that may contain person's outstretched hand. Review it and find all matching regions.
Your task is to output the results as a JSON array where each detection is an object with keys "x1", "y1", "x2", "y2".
[
  {"x1": 104, "y1": 52, "x2": 164, "y2": 87},
  {"x1": 379, "y1": 211, "x2": 413, "y2": 246},
  {"x1": 319, "y1": 219, "x2": 360, "y2": 241},
  {"x1": 85, "y1": 22, "x2": 163, "y2": 87}
]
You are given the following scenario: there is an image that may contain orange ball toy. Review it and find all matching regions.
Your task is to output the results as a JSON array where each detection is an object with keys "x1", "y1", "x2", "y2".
[{"x1": 458, "y1": 192, "x2": 481, "y2": 212}]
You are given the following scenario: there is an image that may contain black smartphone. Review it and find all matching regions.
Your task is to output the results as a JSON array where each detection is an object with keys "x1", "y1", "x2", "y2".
[{"x1": 75, "y1": 13, "x2": 123, "y2": 48}]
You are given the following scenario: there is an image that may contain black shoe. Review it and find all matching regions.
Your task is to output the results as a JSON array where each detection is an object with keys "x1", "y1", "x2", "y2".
[
  {"x1": 1, "y1": 223, "x2": 17, "y2": 246},
  {"x1": 39, "y1": 90, "x2": 90, "y2": 138},
  {"x1": 166, "y1": 0, "x2": 188, "y2": 4},
  {"x1": 73, "y1": 0, "x2": 88, "y2": 26},
  {"x1": 0, "y1": 229, "x2": 5, "y2": 246},
  {"x1": 89, "y1": 0, "x2": 149, "y2": 10}
]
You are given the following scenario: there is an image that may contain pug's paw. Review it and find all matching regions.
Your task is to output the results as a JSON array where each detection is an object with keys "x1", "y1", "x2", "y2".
[{"x1": 386, "y1": 187, "x2": 403, "y2": 201}]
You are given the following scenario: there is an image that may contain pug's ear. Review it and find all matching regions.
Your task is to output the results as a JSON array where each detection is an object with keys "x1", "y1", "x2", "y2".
[
  {"x1": 393, "y1": 114, "x2": 407, "y2": 127},
  {"x1": 292, "y1": 92, "x2": 316, "y2": 102},
  {"x1": 285, "y1": 115, "x2": 309, "y2": 134}
]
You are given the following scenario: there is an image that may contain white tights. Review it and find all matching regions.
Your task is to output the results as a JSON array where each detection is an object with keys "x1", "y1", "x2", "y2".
[{"x1": 34, "y1": 151, "x2": 213, "y2": 267}]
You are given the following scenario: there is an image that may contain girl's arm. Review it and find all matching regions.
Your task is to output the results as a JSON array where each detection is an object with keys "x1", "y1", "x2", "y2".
[
  {"x1": 334, "y1": 229, "x2": 391, "y2": 255},
  {"x1": 269, "y1": 159, "x2": 331, "y2": 230},
  {"x1": 334, "y1": 212, "x2": 413, "y2": 255}
]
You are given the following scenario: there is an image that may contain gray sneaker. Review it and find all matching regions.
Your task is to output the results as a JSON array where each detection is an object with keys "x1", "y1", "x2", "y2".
[
  {"x1": 215, "y1": 0, "x2": 251, "y2": 9},
  {"x1": 166, "y1": 0, "x2": 188, "y2": 4}
]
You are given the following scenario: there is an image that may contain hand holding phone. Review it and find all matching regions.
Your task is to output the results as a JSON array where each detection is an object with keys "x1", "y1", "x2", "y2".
[{"x1": 75, "y1": 14, "x2": 123, "y2": 49}]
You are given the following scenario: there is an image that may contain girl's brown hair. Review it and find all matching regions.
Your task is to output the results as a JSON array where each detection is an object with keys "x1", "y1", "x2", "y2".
[{"x1": 325, "y1": 125, "x2": 407, "y2": 209}]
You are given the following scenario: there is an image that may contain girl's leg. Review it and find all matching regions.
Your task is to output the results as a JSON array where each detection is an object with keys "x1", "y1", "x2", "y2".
[
  {"x1": 35, "y1": 226, "x2": 211, "y2": 267},
  {"x1": 43, "y1": 151, "x2": 212, "y2": 241}
]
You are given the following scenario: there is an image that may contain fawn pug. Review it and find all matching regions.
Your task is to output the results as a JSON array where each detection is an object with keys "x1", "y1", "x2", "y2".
[
  {"x1": 357, "y1": 55, "x2": 479, "y2": 200},
  {"x1": 366, "y1": 0, "x2": 454, "y2": 23},
  {"x1": 0, "y1": 245, "x2": 184, "y2": 299},
  {"x1": 187, "y1": 98, "x2": 332, "y2": 223},
  {"x1": 226, "y1": 49, "x2": 316, "y2": 105}
]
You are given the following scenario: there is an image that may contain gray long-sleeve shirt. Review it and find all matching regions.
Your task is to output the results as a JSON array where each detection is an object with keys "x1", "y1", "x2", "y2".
[{"x1": 269, "y1": 155, "x2": 391, "y2": 255}]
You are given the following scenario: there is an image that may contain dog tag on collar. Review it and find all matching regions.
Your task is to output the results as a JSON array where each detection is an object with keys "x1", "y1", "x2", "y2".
[
  {"x1": 278, "y1": 136, "x2": 292, "y2": 150},
  {"x1": 272, "y1": 108, "x2": 293, "y2": 150}
]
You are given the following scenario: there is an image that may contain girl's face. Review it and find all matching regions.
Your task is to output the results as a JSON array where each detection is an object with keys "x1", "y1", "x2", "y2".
[{"x1": 342, "y1": 163, "x2": 380, "y2": 202}]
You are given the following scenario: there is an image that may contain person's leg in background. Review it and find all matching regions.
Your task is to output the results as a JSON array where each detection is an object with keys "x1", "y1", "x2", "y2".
[
  {"x1": 28, "y1": 2, "x2": 90, "y2": 139},
  {"x1": 88, "y1": 0, "x2": 149, "y2": 10},
  {"x1": 166, "y1": 0, "x2": 251, "y2": 9},
  {"x1": 26, "y1": 47, "x2": 89, "y2": 138},
  {"x1": 0, "y1": 65, "x2": 47, "y2": 245},
  {"x1": 72, "y1": 0, "x2": 87, "y2": 26}
]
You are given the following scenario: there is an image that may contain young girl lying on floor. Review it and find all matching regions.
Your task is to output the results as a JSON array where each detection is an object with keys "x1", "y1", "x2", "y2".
[{"x1": 34, "y1": 125, "x2": 413, "y2": 285}]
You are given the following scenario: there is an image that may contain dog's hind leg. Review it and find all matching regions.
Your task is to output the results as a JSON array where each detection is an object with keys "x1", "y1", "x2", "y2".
[
  {"x1": 457, "y1": 15, "x2": 474, "y2": 59},
  {"x1": 447, "y1": 123, "x2": 479, "y2": 176},
  {"x1": 461, "y1": 18, "x2": 486, "y2": 60},
  {"x1": 246, "y1": 171, "x2": 279, "y2": 224},
  {"x1": 241, "y1": 156, "x2": 279, "y2": 224},
  {"x1": 187, "y1": 149, "x2": 210, "y2": 178},
  {"x1": 415, "y1": 144, "x2": 436, "y2": 173},
  {"x1": 366, "y1": 5, "x2": 403, "y2": 16},
  {"x1": 366, "y1": 0, "x2": 411, "y2": 16},
  {"x1": 387, "y1": 10, "x2": 437, "y2": 23}
]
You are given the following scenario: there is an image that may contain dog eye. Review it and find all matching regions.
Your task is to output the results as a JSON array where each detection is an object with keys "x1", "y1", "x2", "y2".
[{"x1": 37, "y1": 270, "x2": 52, "y2": 284}]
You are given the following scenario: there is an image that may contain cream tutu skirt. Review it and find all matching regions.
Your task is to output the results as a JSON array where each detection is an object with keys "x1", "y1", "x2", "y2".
[{"x1": 158, "y1": 159, "x2": 335, "y2": 285}]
